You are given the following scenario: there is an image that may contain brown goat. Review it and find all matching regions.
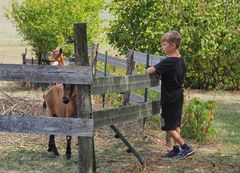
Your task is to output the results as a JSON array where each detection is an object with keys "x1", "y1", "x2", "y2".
[
  {"x1": 48, "y1": 46, "x2": 65, "y2": 66},
  {"x1": 43, "y1": 84, "x2": 77, "y2": 159}
]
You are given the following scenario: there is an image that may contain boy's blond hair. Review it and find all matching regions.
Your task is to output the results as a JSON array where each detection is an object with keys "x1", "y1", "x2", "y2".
[{"x1": 161, "y1": 31, "x2": 181, "y2": 49}]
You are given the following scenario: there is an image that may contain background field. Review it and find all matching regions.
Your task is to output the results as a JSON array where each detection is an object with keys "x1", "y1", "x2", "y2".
[{"x1": 0, "y1": 0, "x2": 33, "y2": 64}]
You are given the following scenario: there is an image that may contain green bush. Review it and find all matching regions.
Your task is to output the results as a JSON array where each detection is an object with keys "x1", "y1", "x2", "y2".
[
  {"x1": 5, "y1": 0, "x2": 104, "y2": 55},
  {"x1": 182, "y1": 97, "x2": 216, "y2": 142},
  {"x1": 107, "y1": 0, "x2": 240, "y2": 90}
]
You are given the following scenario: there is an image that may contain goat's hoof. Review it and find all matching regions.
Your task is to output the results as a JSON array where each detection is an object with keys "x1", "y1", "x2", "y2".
[
  {"x1": 53, "y1": 151, "x2": 59, "y2": 156},
  {"x1": 66, "y1": 155, "x2": 71, "y2": 160},
  {"x1": 47, "y1": 148, "x2": 52, "y2": 152}
]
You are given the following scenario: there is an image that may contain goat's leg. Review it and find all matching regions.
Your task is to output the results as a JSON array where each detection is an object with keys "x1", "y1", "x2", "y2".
[
  {"x1": 66, "y1": 136, "x2": 72, "y2": 159},
  {"x1": 47, "y1": 135, "x2": 54, "y2": 152},
  {"x1": 48, "y1": 135, "x2": 59, "y2": 156}
]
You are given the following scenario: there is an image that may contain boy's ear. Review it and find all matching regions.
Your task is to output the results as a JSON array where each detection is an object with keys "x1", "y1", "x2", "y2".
[{"x1": 171, "y1": 43, "x2": 177, "y2": 49}]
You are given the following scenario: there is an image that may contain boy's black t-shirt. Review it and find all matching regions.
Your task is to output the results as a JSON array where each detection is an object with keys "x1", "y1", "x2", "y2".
[{"x1": 154, "y1": 57, "x2": 187, "y2": 105}]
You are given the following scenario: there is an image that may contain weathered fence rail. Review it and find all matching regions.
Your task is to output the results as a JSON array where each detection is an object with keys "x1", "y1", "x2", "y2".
[
  {"x1": 91, "y1": 74, "x2": 159, "y2": 95},
  {"x1": 0, "y1": 64, "x2": 92, "y2": 84},
  {"x1": 97, "y1": 53, "x2": 127, "y2": 69},
  {"x1": 93, "y1": 100, "x2": 160, "y2": 128},
  {"x1": 0, "y1": 64, "x2": 159, "y2": 94},
  {"x1": 96, "y1": 51, "x2": 165, "y2": 69},
  {"x1": 0, "y1": 115, "x2": 93, "y2": 137}
]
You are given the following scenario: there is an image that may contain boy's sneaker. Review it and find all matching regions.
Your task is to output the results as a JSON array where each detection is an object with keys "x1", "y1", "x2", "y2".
[
  {"x1": 161, "y1": 146, "x2": 179, "y2": 158},
  {"x1": 175, "y1": 148, "x2": 195, "y2": 160}
]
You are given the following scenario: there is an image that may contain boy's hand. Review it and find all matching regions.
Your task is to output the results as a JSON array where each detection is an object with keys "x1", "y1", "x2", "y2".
[{"x1": 146, "y1": 66, "x2": 156, "y2": 74}]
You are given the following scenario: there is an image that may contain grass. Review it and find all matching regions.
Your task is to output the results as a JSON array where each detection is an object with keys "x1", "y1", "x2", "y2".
[
  {"x1": 213, "y1": 102, "x2": 240, "y2": 146},
  {"x1": 0, "y1": 149, "x2": 77, "y2": 172},
  {"x1": 204, "y1": 102, "x2": 240, "y2": 173}
]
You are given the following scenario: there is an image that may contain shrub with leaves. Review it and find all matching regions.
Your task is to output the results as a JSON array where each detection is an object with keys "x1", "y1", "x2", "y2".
[
  {"x1": 182, "y1": 97, "x2": 216, "y2": 142},
  {"x1": 5, "y1": 0, "x2": 104, "y2": 56},
  {"x1": 107, "y1": 0, "x2": 240, "y2": 90}
]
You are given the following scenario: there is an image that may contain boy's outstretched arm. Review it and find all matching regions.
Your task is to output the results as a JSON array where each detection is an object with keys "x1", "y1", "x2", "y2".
[{"x1": 146, "y1": 66, "x2": 156, "y2": 74}]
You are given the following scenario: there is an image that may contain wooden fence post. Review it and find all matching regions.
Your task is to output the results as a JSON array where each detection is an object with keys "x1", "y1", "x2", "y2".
[
  {"x1": 101, "y1": 51, "x2": 108, "y2": 108},
  {"x1": 91, "y1": 43, "x2": 98, "y2": 172},
  {"x1": 143, "y1": 53, "x2": 150, "y2": 127},
  {"x1": 74, "y1": 23, "x2": 94, "y2": 173},
  {"x1": 22, "y1": 48, "x2": 27, "y2": 64},
  {"x1": 122, "y1": 50, "x2": 134, "y2": 106},
  {"x1": 22, "y1": 53, "x2": 26, "y2": 65},
  {"x1": 91, "y1": 43, "x2": 99, "y2": 78}
]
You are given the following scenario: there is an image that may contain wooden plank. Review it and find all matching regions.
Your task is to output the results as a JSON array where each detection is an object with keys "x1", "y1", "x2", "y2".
[
  {"x1": 133, "y1": 51, "x2": 148, "y2": 64},
  {"x1": 97, "y1": 53, "x2": 127, "y2": 69},
  {"x1": 93, "y1": 100, "x2": 161, "y2": 128},
  {"x1": 0, "y1": 64, "x2": 92, "y2": 84},
  {"x1": 74, "y1": 23, "x2": 93, "y2": 173},
  {"x1": 22, "y1": 53, "x2": 26, "y2": 64},
  {"x1": 91, "y1": 74, "x2": 160, "y2": 95},
  {"x1": 0, "y1": 115, "x2": 93, "y2": 137},
  {"x1": 150, "y1": 86, "x2": 161, "y2": 92},
  {"x1": 96, "y1": 50, "x2": 164, "y2": 67},
  {"x1": 149, "y1": 54, "x2": 165, "y2": 66},
  {"x1": 134, "y1": 51, "x2": 165, "y2": 66},
  {"x1": 129, "y1": 93, "x2": 145, "y2": 104}
]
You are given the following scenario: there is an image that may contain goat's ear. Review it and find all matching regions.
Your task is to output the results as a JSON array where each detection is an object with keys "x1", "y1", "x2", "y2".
[
  {"x1": 57, "y1": 45, "x2": 63, "y2": 53},
  {"x1": 59, "y1": 47, "x2": 63, "y2": 53}
]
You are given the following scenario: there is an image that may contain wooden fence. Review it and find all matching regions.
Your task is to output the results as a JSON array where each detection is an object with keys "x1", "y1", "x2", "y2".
[
  {"x1": 1, "y1": 23, "x2": 165, "y2": 172},
  {"x1": 1, "y1": 23, "x2": 94, "y2": 173},
  {"x1": 89, "y1": 48, "x2": 164, "y2": 105}
]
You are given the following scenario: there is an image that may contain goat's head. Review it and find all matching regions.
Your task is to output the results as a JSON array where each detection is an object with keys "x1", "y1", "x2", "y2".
[
  {"x1": 48, "y1": 46, "x2": 63, "y2": 61},
  {"x1": 62, "y1": 84, "x2": 77, "y2": 104}
]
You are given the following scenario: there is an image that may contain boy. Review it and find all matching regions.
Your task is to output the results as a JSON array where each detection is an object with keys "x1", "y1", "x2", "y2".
[{"x1": 146, "y1": 31, "x2": 194, "y2": 160}]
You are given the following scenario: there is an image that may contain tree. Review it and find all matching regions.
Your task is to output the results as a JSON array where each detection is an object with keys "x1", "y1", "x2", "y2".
[
  {"x1": 107, "y1": 0, "x2": 240, "y2": 90},
  {"x1": 5, "y1": 0, "x2": 104, "y2": 56}
]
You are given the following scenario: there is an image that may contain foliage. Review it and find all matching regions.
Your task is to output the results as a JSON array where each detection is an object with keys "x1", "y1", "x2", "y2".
[
  {"x1": 107, "y1": 0, "x2": 240, "y2": 90},
  {"x1": 182, "y1": 97, "x2": 216, "y2": 142},
  {"x1": 5, "y1": 0, "x2": 104, "y2": 56}
]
